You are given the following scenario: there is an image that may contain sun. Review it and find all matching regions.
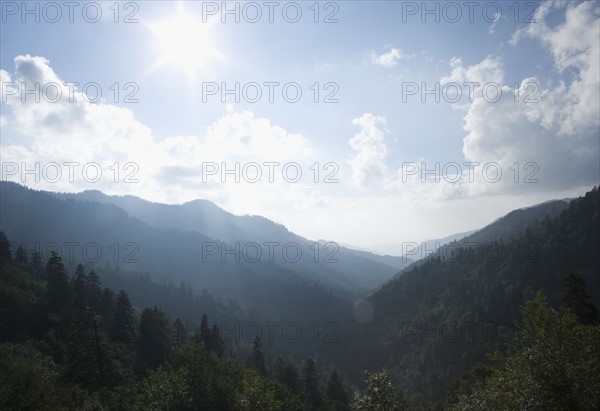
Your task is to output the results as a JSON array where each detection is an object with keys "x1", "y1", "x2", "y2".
[{"x1": 148, "y1": 7, "x2": 223, "y2": 79}]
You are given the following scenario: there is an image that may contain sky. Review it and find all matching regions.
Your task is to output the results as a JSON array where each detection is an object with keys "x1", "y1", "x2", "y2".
[{"x1": 1, "y1": 0, "x2": 599, "y2": 254}]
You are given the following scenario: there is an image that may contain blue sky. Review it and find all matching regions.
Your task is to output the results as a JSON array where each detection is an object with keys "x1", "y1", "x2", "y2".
[{"x1": 1, "y1": 1, "x2": 599, "y2": 254}]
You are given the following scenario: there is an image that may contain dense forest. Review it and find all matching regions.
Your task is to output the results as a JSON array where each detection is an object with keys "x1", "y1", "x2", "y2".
[{"x1": 1, "y1": 186, "x2": 599, "y2": 409}]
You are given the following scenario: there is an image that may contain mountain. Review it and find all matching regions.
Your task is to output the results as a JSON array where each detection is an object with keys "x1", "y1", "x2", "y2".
[
  {"x1": 345, "y1": 187, "x2": 599, "y2": 402},
  {"x1": 53, "y1": 187, "x2": 409, "y2": 294}
]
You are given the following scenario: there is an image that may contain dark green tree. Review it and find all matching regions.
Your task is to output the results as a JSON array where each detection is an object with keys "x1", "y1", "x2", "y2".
[
  {"x1": 302, "y1": 358, "x2": 323, "y2": 410},
  {"x1": 326, "y1": 369, "x2": 351, "y2": 411},
  {"x1": 135, "y1": 307, "x2": 172, "y2": 373},
  {"x1": 14, "y1": 245, "x2": 27, "y2": 264},
  {"x1": 111, "y1": 290, "x2": 136, "y2": 347},
  {"x1": 173, "y1": 318, "x2": 186, "y2": 347},
  {"x1": 207, "y1": 323, "x2": 224, "y2": 356},
  {"x1": 354, "y1": 369, "x2": 407, "y2": 411},
  {"x1": 85, "y1": 271, "x2": 103, "y2": 314},
  {"x1": 0, "y1": 231, "x2": 11, "y2": 262},
  {"x1": 45, "y1": 252, "x2": 71, "y2": 316},
  {"x1": 564, "y1": 272, "x2": 599, "y2": 325},
  {"x1": 247, "y1": 336, "x2": 267, "y2": 376},
  {"x1": 450, "y1": 292, "x2": 600, "y2": 410},
  {"x1": 100, "y1": 287, "x2": 116, "y2": 333},
  {"x1": 274, "y1": 357, "x2": 301, "y2": 394}
]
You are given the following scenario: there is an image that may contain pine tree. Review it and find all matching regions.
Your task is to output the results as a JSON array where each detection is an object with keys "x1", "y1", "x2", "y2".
[
  {"x1": 111, "y1": 290, "x2": 136, "y2": 347},
  {"x1": 0, "y1": 231, "x2": 11, "y2": 262},
  {"x1": 274, "y1": 357, "x2": 301, "y2": 394},
  {"x1": 563, "y1": 272, "x2": 599, "y2": 325},
  {"x1": 354, "y1": 369, "x2": 407, "y2": 411},
  {"x1": 135, "y1": 306, "x2": 172, "y2": 373},
  {"x1": 200, "y1": 313, "x2": 209, "y2": 344},
  {"x1": 326, "y1": 369, "x2": 351, "y2": 411},
  {"x1": 66, "y1": 305, "x2": 118, "y2": 389},
  {"x1": 100, "y1": 287, "x2": 116, "y2": 333},
  {"x1": 208, "y1": 323, "x2": 224, "y2": 356},
  {"x1": 86, "y1": 270, "x2": 103, "y2": 314},
  {"x1": 173, "y1": 318, "x2": 187, "y2": 347},
  {"x1": 247, "y1": 336, "x2": 266, "y2": 376},
  {"x1": 14, "y1": 245, "x2": 27, "y2": 264},
  {"x1": 72, "y1": 264, "x2": 88, "y2": 311},
  {"x1": 45, "y1": 252, "x2": 71, "y2": 316},
  {"x1": 302, "y1": 358, "x2": 323, "y2": 410}
]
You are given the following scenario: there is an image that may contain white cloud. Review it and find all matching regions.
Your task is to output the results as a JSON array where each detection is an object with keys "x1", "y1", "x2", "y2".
[
  {"x1": 347, "y1": 114, "x2": 389, "y2": 187},
  {"x1": 444, "y1": 1, "x2": 600, "y2": 195},
  {"x1": 371, "y1": 48, "x2": 412, "y2": 69},
  {"x1": 0, "y1": 54, "x2": 314, "y2": 205}
]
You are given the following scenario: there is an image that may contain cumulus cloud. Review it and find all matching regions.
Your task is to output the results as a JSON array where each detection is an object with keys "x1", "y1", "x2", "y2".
[
  {"x1": 371, "y1": 48, "x2": 412, "y2": 68},
  {"x1": 0, "y1": 54, "x2": 314, "y2": 204},
  {"x1": 347, "y1": 114, "x2": 389, "y2": 187},
  {"x1": 444, "y1": 1, "x2": 599, "y2": 195}
]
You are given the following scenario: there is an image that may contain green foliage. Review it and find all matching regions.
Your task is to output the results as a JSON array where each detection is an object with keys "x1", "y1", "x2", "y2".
[
  {"x1": 564, "y1": 272, "x2": 599, "y2": 325},
  {"x1": 326, "y1": 369, "x2": 352, "y2": 411},
  {"x1": 112, "y1": 289, "x2": 136, "y2": 347},
  {"x1": 45, "y1": 252, "x2": 72, "y2": 316},
  {"x1": 237, "y1": 368, "x2": 302, "y2": 411},
  {"x1": 0, "y1": 342, "x2": 60, "y2": 410},
  {"x1": 303, "y1": 358, "x2": 324, "y2": 410},
  {"x1": 135, "y1": 306, "x2": 172, "y2": 373},
  {"x1": 450, "y1": 291, "x2": 600, "y2": 410},
  {"x1": 247, "y1": 336, "x2": 267, "y2": 376},
  {"x1": 134, "y1": 365, "x2": 191, "y2": 411},
  {"x1": 353, "y1": 368, "x2": 408, "y2": 411}
]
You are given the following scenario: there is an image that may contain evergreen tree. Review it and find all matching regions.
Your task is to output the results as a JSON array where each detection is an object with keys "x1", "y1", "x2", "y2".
[
  {"x1": 112, "y1": 290, "x2": 136, "y2": 347},
  {"x1": 564, "y1": 272, "x2": 599, "y2": 325},
  {"x1": 274, "y1": 357, "x2": 301, "y2": 394},
  {"x1": 207, "y1": 323, "x2": 224, "y2": 356},
  {"x1": 247, "y1": 336, "x2": 266, "y2": 376},
  {"x1": 86, "y1": 271, "x2": 103, "y2": 314},
  {"x1": 0, "y1": 231, "x2": 11, "y2": 262},
  {"x1": 66, "y1": 305, "x2": 119, "y2": 389},
  {"x1": 135, "y1": 307, "x2": 172, "y2": 373},
  {"x1": 199, "y1": 313, "x2": 209, "y2": 344},
  {"x1": 45, "y1": 252, "x2": 71, "y2": 316},
  {"x1": 100, "y1": 287, "x2": 116, "y2": 333},
  {"x1": 326, "y1": 369, "x2": 351, "y2": 411},
  {"x1": 14, "y1": 245, "x2": 27, "y2": 264},
  {"x1": 173, "y1": 318, "x2": 186, "y2": 347},
  {"x1": 302, "y1": 358, "x2": 323, "y2": 410},
  {"x1": 72, "y1": 264, "x2": 88, "y2": 312},
  {"x1": 354, "y1": 369, "x2": 407, "y2": 411}
]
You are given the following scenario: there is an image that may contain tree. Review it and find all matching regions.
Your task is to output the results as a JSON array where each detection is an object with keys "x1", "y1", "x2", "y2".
[
  {"x1": 354, "y1": 369, "x2": 407, "y2": 411},
  {"x1": 71, "y1": 264, "x2": 88, "y2": 312},
  {"x1": 199, "y1": 313, "x2": 209, "y2": 345},
  {"x1": 207, "y1": 323, "x2": 224, "y2": 356},
  {"x1": 111, "y1": 290, "x2": 136, "y2": 347},
  {"x1": 100, "y1": 287, "x2": 116, "y2": 333},
  {"x1": 173, "y1": 318, "x2": 187, "y2": 347},
  {"x1": 450, "y1": 292, "x2": 600, "y2": 410},
  {"x1": 325, "y1": 369, "x2": 351, "y2": 411},
  {"x1": 135, "y1": 307, "x2": 172, "y2": 373},
  {"x1": 247, "y1": 336, "x2": 267, "y2": 376},
  {"x1": 85, "y1": 271, "x2": 103, "y2": 314},
  {"x1": 14, "y1": 245, "x2": 27, "y2": 264},
  {"x1": 274, "y1": 357, "x2": 301, "y2": 394},
  {"x1": 0, "y1": 343, "x2": 60, "y2": 410},
  {"x1": 564, "y1": 272, "x2": 599, "y2": 325},
  {"x1": 65, "y1": 305, "x2": 120, "y2": 389},
  {"x1": 302, "y1": 358, "x2": 323, "y2": 410},
  {"x1": 134, "y1": 365, "x2": 190, "y2": 411},
  {"x1": 0, "y1": 231, "x2": 11, "y2": 262},
  {"x1": 45, "y1": 252, "x2": 71, "y2": 316}
]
